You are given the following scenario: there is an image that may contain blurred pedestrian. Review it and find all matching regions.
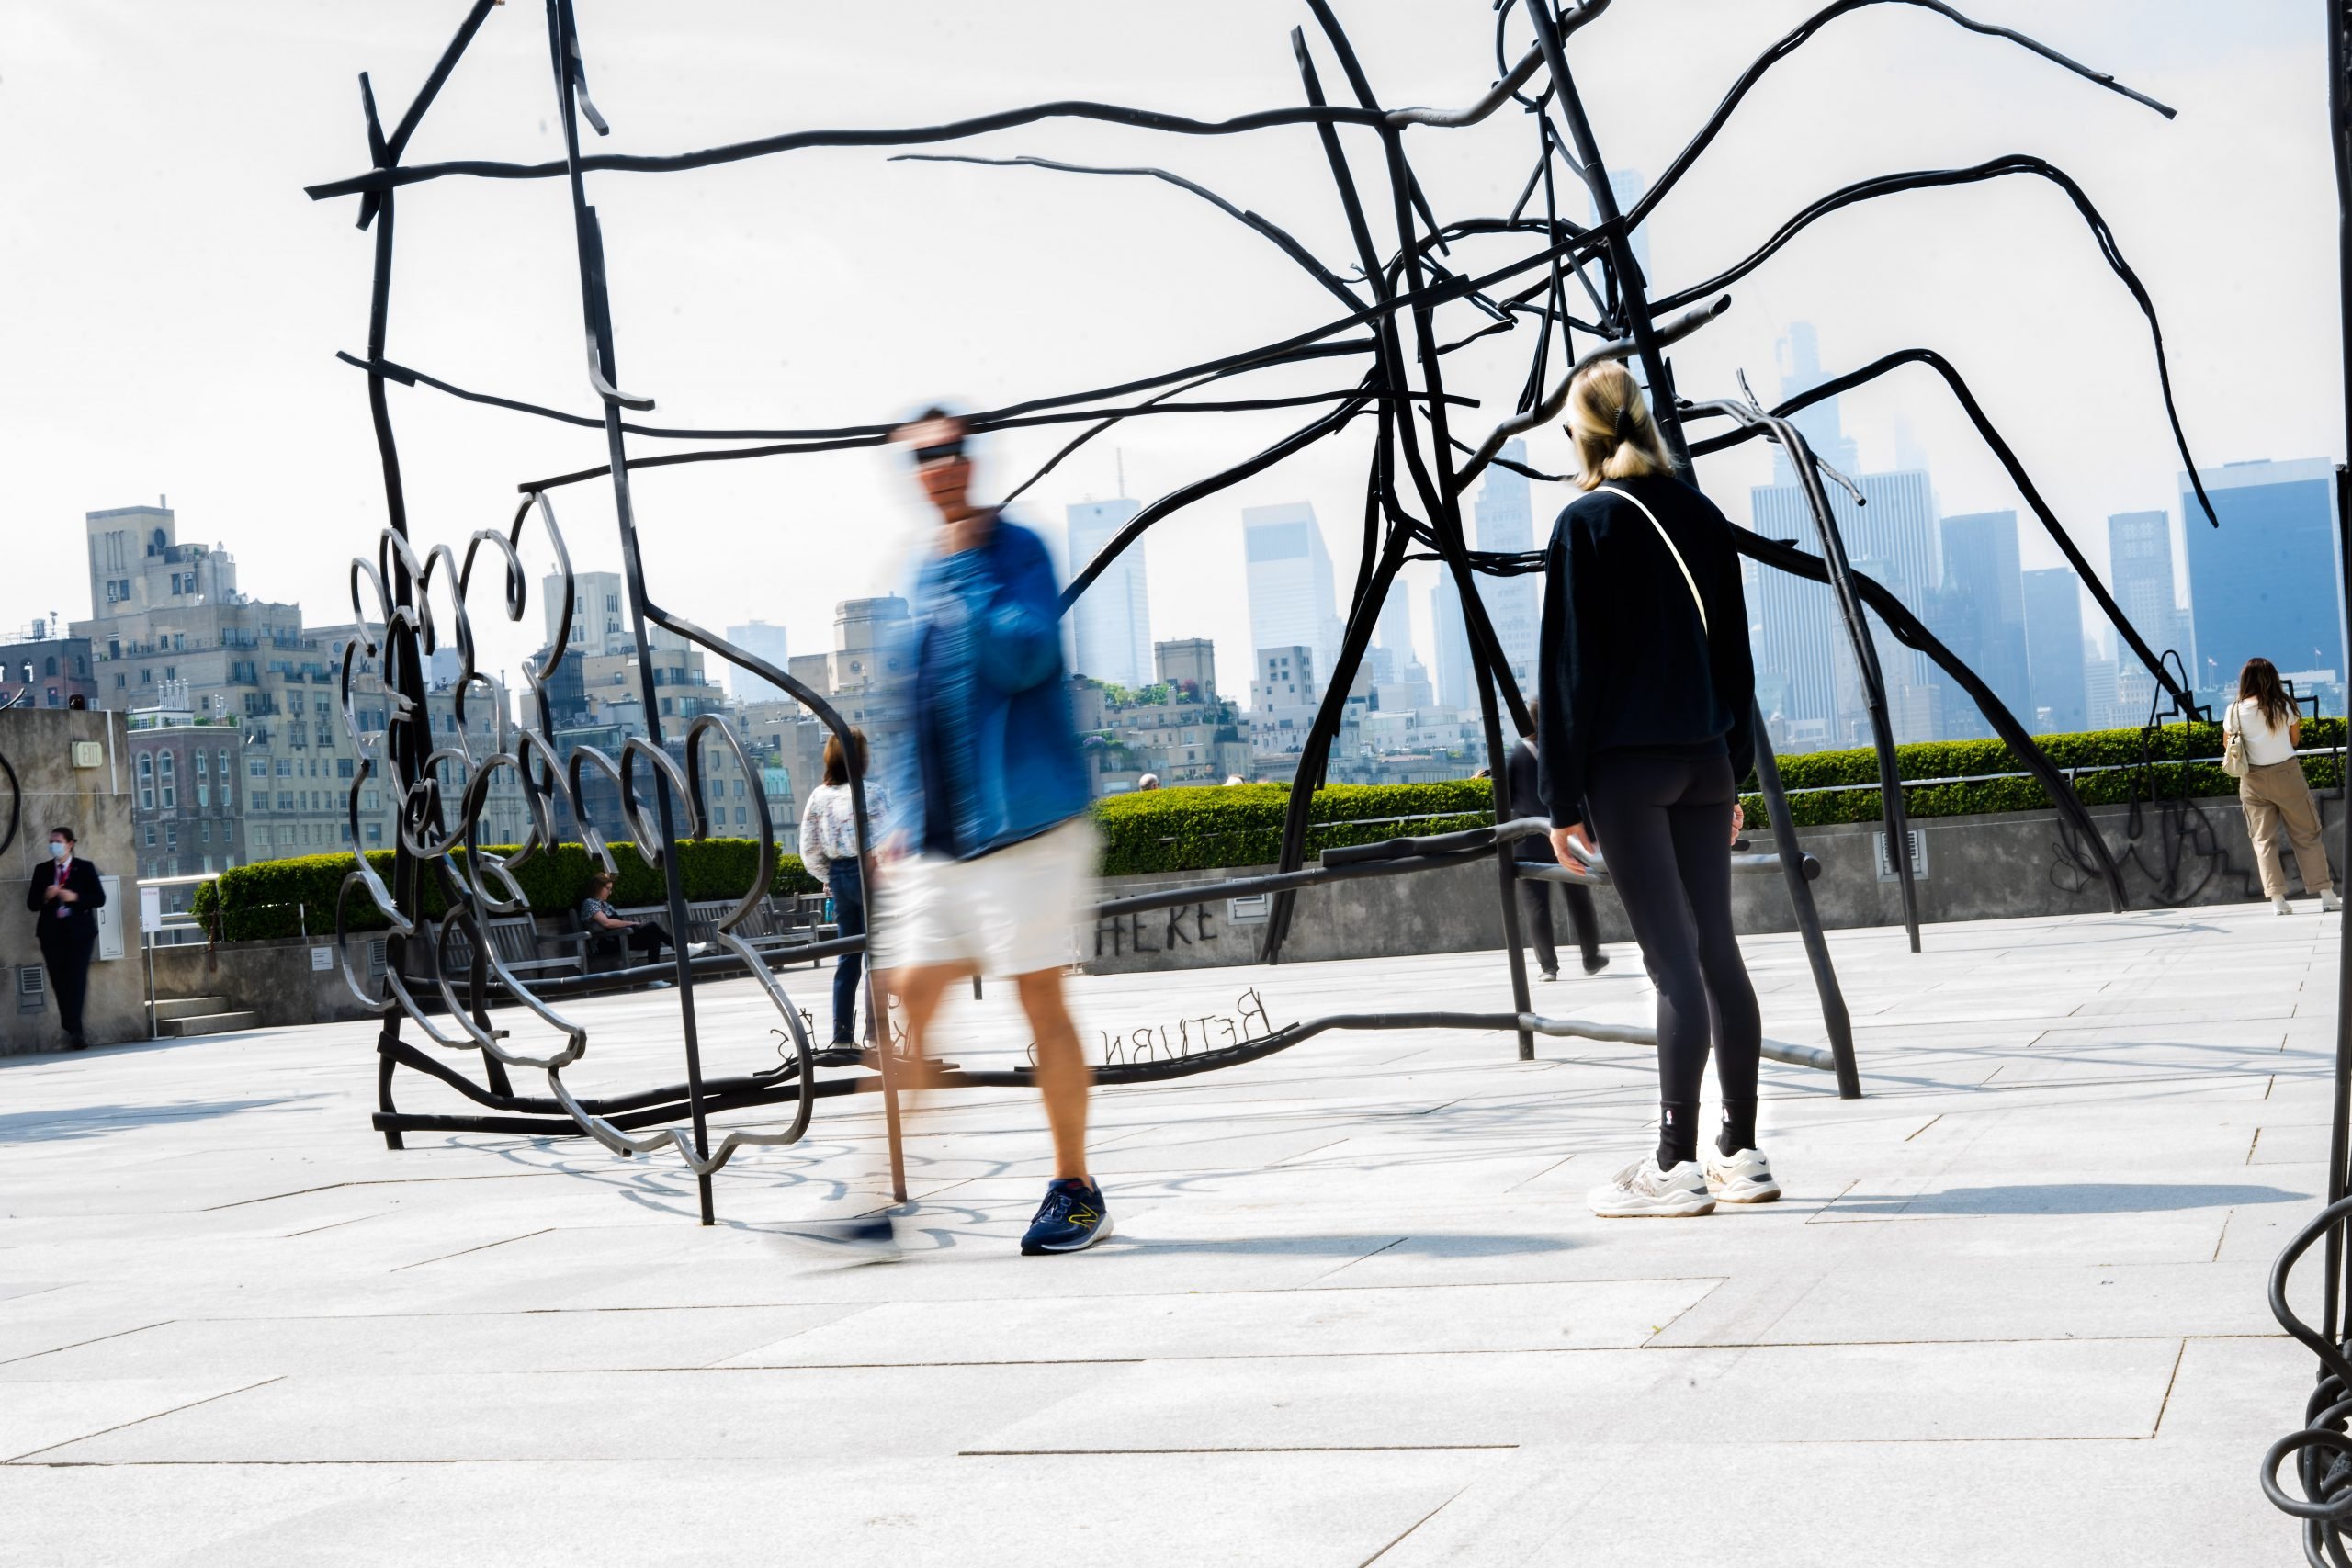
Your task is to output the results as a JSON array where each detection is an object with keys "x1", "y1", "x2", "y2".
[
  {"x1": 866, "y1": 408, "x2": 1106, "y2": 1258},
  {"x1": 1136, "y1": 773, "x2": 1162, "y2": 792}
]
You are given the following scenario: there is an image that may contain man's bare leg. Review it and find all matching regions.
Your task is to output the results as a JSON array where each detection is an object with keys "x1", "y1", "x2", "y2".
[
  {"x1": 1015, "y1": 967, "x2": 1091, "y2": 1181},
  {"x1": 883, "y1": 961, "x2": 970, "y2": 1091}
]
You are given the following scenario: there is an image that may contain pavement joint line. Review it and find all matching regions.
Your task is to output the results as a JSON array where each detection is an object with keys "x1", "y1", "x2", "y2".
[
  {"x1": 958, "y1": 1445, "x2": 1522, "y2": 1456},
  {"x1": 1904, "y1": 1114, "x2": 1943, "y2": 1141},
  {"x1": 2149, "y1": 1338, "x2": 2189, "y2": 1438},
  {"x1": 284, "y1": 1210, "x2": 398, "y2": 1239},
  {"x1": 1299, "y1": 1235, "x2": 1408, "y2": 1283},
  {"x1": 0, "y1": 1321, "x2": 172, "y2": 1369},
  {"x1": 1641, "y1": 1275, "x2": 1729, "y2": 1347},
  {"x1": 3, "y1": 1375, "x2": 283, "y2": 1463},
  {"x1": 2213, "y1": 1211, "x2": 2234, "y2": 1262},
  {"x1": 380, "y1": 1333, "x2": 2281, "y2": 1373},
  {"x1": 387, "y1": 1228, "x2": 555, "y2": 1273},
  {"x1": 201, "y1": 1173, "x2": 557, "y2": 1211},
  {"x1": 1357, "y1": 1483, "x2": 1477, "y2": 1567}
]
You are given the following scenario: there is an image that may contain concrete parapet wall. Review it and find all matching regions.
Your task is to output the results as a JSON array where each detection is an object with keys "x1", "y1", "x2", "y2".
[
  {"x1": 141, "y1": 792, "x2": 2326, "y2": 1011},
  {"x1": 150, "y1": 935, "x2": 387, "y2": 1031},
  {"x1": 1078, "y1": 796, "x2": 2314, "y2": 975}
]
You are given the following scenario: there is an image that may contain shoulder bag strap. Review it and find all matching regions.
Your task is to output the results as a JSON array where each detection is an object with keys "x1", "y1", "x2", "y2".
[{"x1": 1592, "y1": 484, "x2": 1707, "y2": 635}]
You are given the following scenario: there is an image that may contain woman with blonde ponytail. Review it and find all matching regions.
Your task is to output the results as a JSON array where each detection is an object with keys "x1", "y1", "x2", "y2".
[{"x1": 1535, "y1": 358, "x2": 1771, "y2": 1218}]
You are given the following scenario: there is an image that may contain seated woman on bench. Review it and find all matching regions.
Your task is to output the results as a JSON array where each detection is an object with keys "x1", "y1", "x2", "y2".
[{"x1": 579, "y1": 871, "x2": 679, "y2": 975}]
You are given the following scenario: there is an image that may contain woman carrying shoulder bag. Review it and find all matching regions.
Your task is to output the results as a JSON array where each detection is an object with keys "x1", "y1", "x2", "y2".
[
  {"x1": 1536, "y1": 359, "x2": 1774, "y2": 1219},
  {"x1": 2225, "y1": 656, "x2": 2340, "y2": 915}
]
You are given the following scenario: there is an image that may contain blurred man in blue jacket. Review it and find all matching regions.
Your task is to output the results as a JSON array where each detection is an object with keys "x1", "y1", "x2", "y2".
[{"x1": 873, "y1": 408, "x2": 1108, "y2": 1255}]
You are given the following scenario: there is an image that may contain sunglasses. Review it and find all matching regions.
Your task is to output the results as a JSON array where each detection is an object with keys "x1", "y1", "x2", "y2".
[{"x1": 912, "y1": 439, "x2": 967, "y2": 468}]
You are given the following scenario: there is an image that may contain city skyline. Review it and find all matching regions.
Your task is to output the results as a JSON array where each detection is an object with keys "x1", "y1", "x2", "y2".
[{"x1": 4, "y1": 4, "x2": 2331, "y2": 734}]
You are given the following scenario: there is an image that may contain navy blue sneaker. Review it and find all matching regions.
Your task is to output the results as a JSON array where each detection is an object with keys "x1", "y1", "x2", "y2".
[{"x1": 1021, "y1": 1177, "x2": 1113, "y2": 1255}]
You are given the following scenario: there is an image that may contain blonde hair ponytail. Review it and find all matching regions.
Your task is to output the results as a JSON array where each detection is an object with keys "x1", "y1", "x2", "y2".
[{"x1": 1566, "y1": 359, "x2": 1673, "y2": 491}]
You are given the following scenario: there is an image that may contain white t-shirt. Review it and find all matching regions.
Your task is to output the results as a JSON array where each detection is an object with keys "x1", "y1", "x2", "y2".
[{"x1": 2230, "y1": 697, "x2": 2298, "y2": 768}]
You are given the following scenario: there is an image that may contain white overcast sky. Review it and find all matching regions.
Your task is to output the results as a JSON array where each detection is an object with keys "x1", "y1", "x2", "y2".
[{"x1": 0, "y1": 1, "x2": 2335, "y2": 693}]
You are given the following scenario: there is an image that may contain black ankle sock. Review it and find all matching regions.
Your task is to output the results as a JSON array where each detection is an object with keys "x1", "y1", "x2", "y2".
[
  {"x1": 1657, "y1": 1101, "x2": 1700, "y2": 1168},
  {"x1": 1718, "y1": 1100, "x2": 1757, "y2": 1157}
]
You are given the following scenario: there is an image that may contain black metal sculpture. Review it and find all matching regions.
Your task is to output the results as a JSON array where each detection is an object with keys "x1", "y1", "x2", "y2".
[
  {"x1": 2261, "y1": 7, "x2": 2352, "y2": 1558},
  {"x1": 308, "y1": 0, "x2": 2207, "y2": 1222}
]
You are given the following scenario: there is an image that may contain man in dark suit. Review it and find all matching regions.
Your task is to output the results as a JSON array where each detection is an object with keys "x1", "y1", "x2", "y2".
[
  {"x1": 25, "y1": 825, "x2": 105, "y2": 1049},
  {"x1": 1506, "y1": 731, "x2": 1607, "y2": 980}
]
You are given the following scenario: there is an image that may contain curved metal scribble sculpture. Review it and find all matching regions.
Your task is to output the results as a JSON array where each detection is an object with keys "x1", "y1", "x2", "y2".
[{"x1": 309, "y1": 0, "x2": 2209, "y2": 1223}]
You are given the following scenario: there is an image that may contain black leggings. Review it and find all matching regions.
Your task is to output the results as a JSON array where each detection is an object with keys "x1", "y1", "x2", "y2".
[{"x1": 1582, "y1": 749, "x2": 1760, "y2": 1111}]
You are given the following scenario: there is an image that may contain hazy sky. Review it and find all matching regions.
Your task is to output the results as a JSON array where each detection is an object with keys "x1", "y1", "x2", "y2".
[{"x1": 0, "y1": 1, "x2": 2335, "y2": 694}]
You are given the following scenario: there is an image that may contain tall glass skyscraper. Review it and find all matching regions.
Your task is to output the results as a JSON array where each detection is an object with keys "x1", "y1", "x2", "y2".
[
  {"x1": 1430, "y1": 570, "x2": 1473, "y2": 712},
  {"x1": 2181, "y1": 458, "x2": 2344, "y2": 696},
  {"x1": 1243, "y1": 502, "x2": 1340, "y2": 692},
  {"x1": 2021, "y1": 567, "x2": 2088, "y2": 733},
  {"x1": 1473, "y1": 438, "x2": 1541, "y2": 687},
  {"x1": 1749, "y1": 468, "x2": 1939, "y2": 743},
  {"x1": 1066, "y1": 499, "x2": 1150, "y2": 689},
  {"x1": 2107, "y1": 509, "x2": 2192, "y2": 720},
  {"x1": 724, "y1": 619, "x2": 790, "y2": 703},
  {"x1": 1770, "y1": 321, "x2": 1860, "y2": 487},
  {"x1": 1936, "y1": 510, "x2": 2030, "y2": 739}
]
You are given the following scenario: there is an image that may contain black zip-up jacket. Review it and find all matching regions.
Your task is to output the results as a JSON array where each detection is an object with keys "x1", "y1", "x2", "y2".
[{"x1": 1534, "y1": 472, "x2": 1755, "y2": 826}]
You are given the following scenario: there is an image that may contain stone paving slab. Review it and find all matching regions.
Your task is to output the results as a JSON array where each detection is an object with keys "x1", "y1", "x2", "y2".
[{"x1": 0, "y1": 907, "x2": 2342, "y2": 1562}]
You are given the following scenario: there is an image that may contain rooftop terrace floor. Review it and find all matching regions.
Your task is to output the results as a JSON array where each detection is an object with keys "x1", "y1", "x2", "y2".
[{"x1": 1, "y1": 906, "x2": 2339, "y2": 1564}]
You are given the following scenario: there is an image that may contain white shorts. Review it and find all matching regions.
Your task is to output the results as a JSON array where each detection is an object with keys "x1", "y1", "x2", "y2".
[{"x1": 870, "y1": 818, "x2": 1096, "y2": 977}]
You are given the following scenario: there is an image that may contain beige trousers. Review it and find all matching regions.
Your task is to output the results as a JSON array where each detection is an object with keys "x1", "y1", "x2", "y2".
[{"x1": 2239, "y1": 759, "x2": 2335, "y2": 898}]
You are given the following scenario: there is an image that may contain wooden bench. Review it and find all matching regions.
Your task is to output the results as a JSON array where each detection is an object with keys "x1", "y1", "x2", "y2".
[{"x1": 437, "y1": 914, "x2": 585, "y2": 981}]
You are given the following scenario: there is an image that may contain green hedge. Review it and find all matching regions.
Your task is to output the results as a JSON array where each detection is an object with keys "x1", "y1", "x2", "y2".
[
  {"x1": 192, "y1": 720, "x2": 2348, "y2": 937},
  {"x1": 1738, "y1": 718, "x2": 2346, "y2": 828},
  {"x1": 1095, "y1": 781, "x2": 1496, "y2": 875},
  {"x1": 193, "y1": 840, "x2": 820, "y2": 943}
]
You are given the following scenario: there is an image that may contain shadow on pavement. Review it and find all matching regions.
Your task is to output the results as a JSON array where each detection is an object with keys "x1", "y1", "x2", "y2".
[{"x1": 1832, "y1": 1181, "x2": 2308, "y2": 1215}]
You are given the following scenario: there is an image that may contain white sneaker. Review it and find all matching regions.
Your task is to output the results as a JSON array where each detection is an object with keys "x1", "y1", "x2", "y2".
[
  {"x1": 1703, "y1": 1146, "x2": 1782, "y2": 1204},
  {"x1": 2275, "y1": 897, "x2": 2294, "y2": 916},
  {"x1": 2324, "y1": 890, "x2": 2343, "y2": 913},
  {"x1": 1588, "y1": 1156, "x2": 1714, "y2": 1218}
]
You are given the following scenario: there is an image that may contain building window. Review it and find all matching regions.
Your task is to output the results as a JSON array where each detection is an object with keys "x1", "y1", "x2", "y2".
[
  {"x1": 337, "y1": 758, "x2": 355, "y2": 779},
  {"x1": 223, "y1": 824, "x2": 233, "y2": 843},
  {"x1": 159, "y1": 752, "x2": 175, "y2": 808},
  {"x1": 142, "y1": 824, "x2": 156, "y2": 848},
  {"x1": 164, "y1": 666, "x2": 175, "y2": 682},
  {"x1": 366, "y1": 823, "x2": 382, "y2": 845},
  {"x1": 734, "y1": 806, "x2": 747, "y2": 827},
  {"x1": 136, "y1": 751, "x2": 154, "y2": 811},
  {"x1": 277, "y1": 759, "x2": 292, "y2": 776},
  {"x1": 164, "y1": 824, "x2": 177, "y2": 852},
  {"x1": 195, "y1": 750, "x2": 209, "y2": 777},
  {"x1": 250, "y1": 759, "x2": 267, "y2": 779},
  {"x1": 115, "y1": 673, "x2": 126, "y2": 689},
  {"x1": 201, "y1": 822, "x2": 211, "y2": 844}
]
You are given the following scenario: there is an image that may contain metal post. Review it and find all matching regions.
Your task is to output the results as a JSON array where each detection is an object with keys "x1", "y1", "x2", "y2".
[
  {"x1": 2324, "y1": 0, "x2": 2352, "y2": 1347},
  {"x1": 1749, "y1": 713, "x2": 1859, "y2": 1098},
  {"x1": 543, "y1": 0, "x2": 718, "y2": 1224}
]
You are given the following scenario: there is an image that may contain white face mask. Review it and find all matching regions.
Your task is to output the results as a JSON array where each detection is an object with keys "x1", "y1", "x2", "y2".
[{"x1": 49, "y1": 841, "x2": 70, "y2": 861}]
